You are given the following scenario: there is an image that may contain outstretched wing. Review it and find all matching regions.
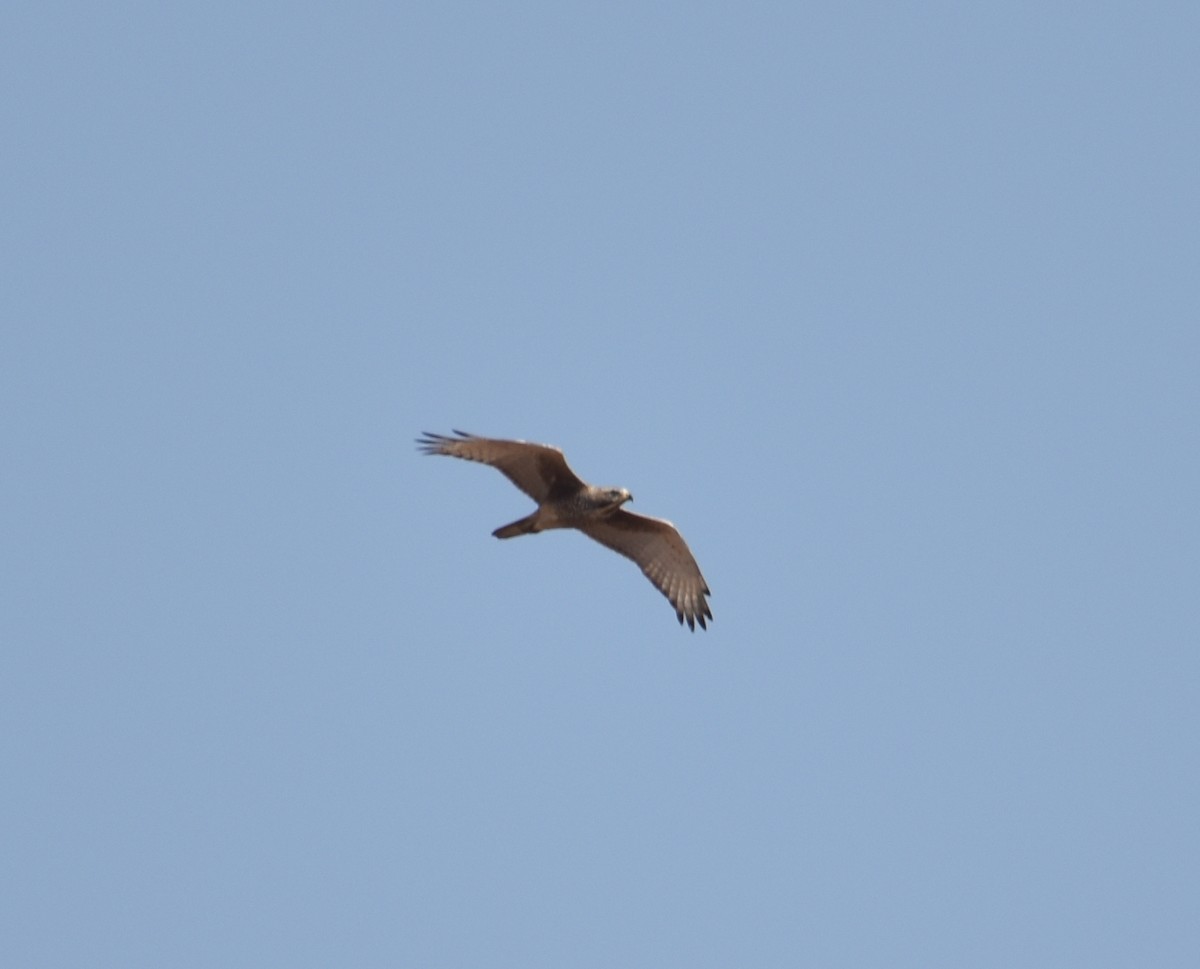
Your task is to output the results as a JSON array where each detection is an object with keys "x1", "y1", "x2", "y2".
[
  {"x1": 578, "y1": 509, "x2": 712, "y2": 631},
  {"x1": 416, "y1": 430, "x2": 587, "y2": 503}
]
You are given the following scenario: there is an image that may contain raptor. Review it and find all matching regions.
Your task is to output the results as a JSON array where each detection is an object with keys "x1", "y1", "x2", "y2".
[{"x1": 417, "y1": 431, "x2": 712, "y2": 630}]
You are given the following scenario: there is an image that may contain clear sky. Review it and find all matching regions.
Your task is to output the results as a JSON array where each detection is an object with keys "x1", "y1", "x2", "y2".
[{"x1": 3, "y1": 2, "x2": 1197, "y2": 966}]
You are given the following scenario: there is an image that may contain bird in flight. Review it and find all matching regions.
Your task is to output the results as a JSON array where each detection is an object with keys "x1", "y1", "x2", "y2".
[{"x1": 417, "y1": 431, "x2": 712, "y2": 630}]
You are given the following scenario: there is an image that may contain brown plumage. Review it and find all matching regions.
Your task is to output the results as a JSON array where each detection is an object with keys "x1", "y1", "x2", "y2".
[{"x1": 417, "y1": 431, "x2": 712, "y2": 630}]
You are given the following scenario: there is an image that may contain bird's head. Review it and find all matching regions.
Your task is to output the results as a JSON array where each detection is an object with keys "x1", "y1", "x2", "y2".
[{"x1": 604, "y1": 487, "x2": 633, "y2": 507}]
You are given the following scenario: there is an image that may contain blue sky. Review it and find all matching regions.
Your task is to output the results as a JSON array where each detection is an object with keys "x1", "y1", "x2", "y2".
[{"x1": 3, "y1": 2, "x2": 1197, "y2": 966}]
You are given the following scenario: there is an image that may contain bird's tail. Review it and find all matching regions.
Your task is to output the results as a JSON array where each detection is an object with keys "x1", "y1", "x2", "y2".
[{"x1": 493, "y1": 512, "x2": 539, "y2": 539}]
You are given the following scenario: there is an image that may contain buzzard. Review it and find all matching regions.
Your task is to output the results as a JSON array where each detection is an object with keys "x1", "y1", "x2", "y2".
[{"x1": 417, "y1": 431, "x2": 712, "y2": 630}]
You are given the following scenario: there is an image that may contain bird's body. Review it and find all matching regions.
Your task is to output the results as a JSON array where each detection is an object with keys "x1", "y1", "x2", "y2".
[
  {"x1": 417, "y1": 431, "x2": 712, "y2": 630},
  {"x1": 491, "y1": 483, "x2": 631, "y2": 538}
]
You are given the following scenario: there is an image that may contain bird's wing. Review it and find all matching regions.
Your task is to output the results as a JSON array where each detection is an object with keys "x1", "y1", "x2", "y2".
[
  {"x1": 578, "y1": 509, "x2": 712, "y2": 630},
  {"x1": 416, "y1": 430, "x2": 587, "y2": 503}
]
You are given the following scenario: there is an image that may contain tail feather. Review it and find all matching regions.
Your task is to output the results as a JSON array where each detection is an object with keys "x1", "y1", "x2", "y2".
[{"x1": 493, "y1": 512, "x2": 539, "y2": 539}]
